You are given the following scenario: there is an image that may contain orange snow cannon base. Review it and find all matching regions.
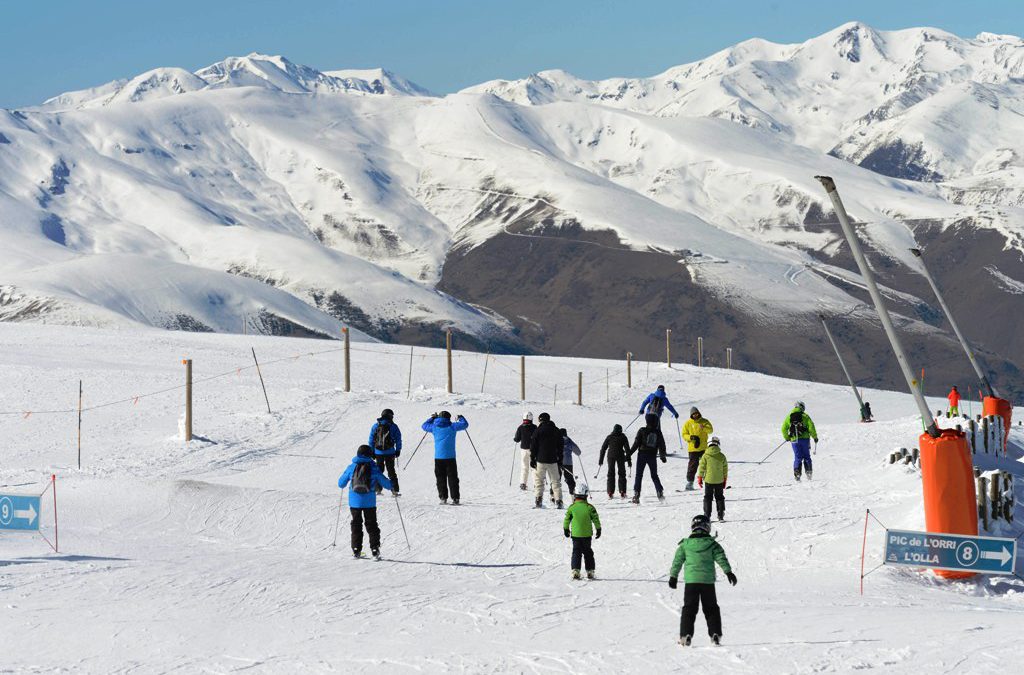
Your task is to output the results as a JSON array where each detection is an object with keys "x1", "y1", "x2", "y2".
[
  {"x1": 982, "y1": 396, "x2": 1012, "y2": 446},
  {"x1": 918, "y1": 428, "x2": 978, "y2": 580}
]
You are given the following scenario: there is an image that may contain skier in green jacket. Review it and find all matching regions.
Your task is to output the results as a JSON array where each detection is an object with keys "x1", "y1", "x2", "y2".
[
  {"x1": 563, "y1": 485, "x2": 601, "y2": 580},
  {"x1": 668, "y1": 514, "x2": 737, "y2": 646},
  {"x1": 697, "y1": 437, "x2": 728, "y2": 521},
  {"x1": 782, "y1": 401, "x2": 818, "y2": 481}
]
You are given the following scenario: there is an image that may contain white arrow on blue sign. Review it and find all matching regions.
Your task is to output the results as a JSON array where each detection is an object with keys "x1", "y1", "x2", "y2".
[
  {"x1": 884, "y1": 528, "x2": 1017, "y2": 575},
  {"x1": 0, "y1": 494, "x2": 40, "y2": 531}
]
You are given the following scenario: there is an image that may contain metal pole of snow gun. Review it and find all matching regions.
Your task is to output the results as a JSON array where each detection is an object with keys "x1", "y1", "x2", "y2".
[
  {"x1": 759, "y1": 440, "x2": 788, "y2": 464},
  {"x1": 509, "y1": 442, "x2": 518, "y2": 487},
  {"x1": 624, "y1": 413, "x2": 642, "y2": 432},
  {"x1": 393, "y1": 492, "x2": 411, "y2": 550},
  {"x1": 402, "y1": 432, "x2": 429, "y2": 471},
  {"x1": 465, "y1": 429, "x2": 487, "y2": 471},
  {"x1": 330, "y1": 489, "x2": 344, "y2": 547}
]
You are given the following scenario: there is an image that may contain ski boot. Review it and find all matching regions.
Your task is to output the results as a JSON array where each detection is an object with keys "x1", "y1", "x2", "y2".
[
  {"x1": 657, "y1": 491, "x2": 665, "y2": 502},
  {"x1": 718, "y1": 512, "x2": 725, "y2": 522},
  {"x1": 451, "y1": 499, "x2": 460, "y2": 506},
  {"x1": 685, "y1": 481, "x2": 694, "y2": 491},
  {"x1": 679, "y1": 635, "x2": 692, "y2": 647},
  {"x1": 806, "y1": 470, "x2": 813, "y2": 481},
  {"x1": 711, "y1": 634, "x2": 721, "y2": 646},
  {"x1": 556, "y1": 500, "x2": 564, "y2": 509},
  {"x1": 587, "y1": 570, "x2": 596, "y2": 580},
  {"x1": 631, "y1": 493, "x2": 640, "y2": 504},
  {"x1": 393, "y1": 491, "x2": 401, "y2": 497},
  {"x1": 793, "y1": 469, "x2": 802, "y2": 482},
  {"x1": 371, "y1": 548, "x2": 381, "y2": 561},
  {"x1": 620, "y1": 491, "x2": 627, "y2": 499},
  {"x1": 375, "y1": 487, "x2": 383, "y2": 495},
  {"x1": 535, "y1": 496, "x2": 543, "y2": 508},
  {"x1": 608, "y1": 490, "x2": 614, "y2": 499},
  {"x1": 352, "y1": 548, "x2": 362, "y2": 559},
  {"x1": 519, "y1": 483, "x2": 527, "y2": 491},
  {"x1": 439, "y1": 497, "x2": 448, "y2": 504},
  {"x1": 571, "y1": 569, "x2": 582, "y2": 580}
]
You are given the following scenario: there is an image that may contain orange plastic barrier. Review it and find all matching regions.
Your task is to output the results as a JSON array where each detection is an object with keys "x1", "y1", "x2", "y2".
[
  {"x1": 918, "y1": 429, "x2": 978, "y2": 580},
  {"x1": 982, "y1": 396, "x2": 1013, "y2": 446}
]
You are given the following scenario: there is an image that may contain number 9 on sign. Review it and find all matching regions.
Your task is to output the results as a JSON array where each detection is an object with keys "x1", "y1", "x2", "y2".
[
  {"x1": 0, "y1": 497, "x2": 12, "y2": 526},
  {"x1": 956, "y1": 540, "x2": 980, "y2": 567}
]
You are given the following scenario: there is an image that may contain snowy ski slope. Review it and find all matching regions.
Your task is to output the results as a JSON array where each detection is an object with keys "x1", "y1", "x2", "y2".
[{"x1": 1, "y1": 324, "x2": 1022, "y2": 672}]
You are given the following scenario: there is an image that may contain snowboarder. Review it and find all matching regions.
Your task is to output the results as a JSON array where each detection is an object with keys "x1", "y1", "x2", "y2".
[
  {"x1": 337, "y1": 445, "x2": 395, "y2": 559},
  {"x1": 513, "y1": 412, "x2": 537, "y2": 491},
  {"x1": 563, "y1": 484, "x2": 601, "y2": 580},
  {"x1": 369, "y1": 408, "x2": 402, "y2": 495},
  {"x1": 629, "y1": 413, "x2": 667, "y2": 503},
  {"x1": 598, "y1": 423, "x2": 632, "y2": 499},
  {"x1": 668, "y1": 514, "x2": 737, "y2": 646},
  {"x1": 638, "y1": 385, "x2": 680, "y2": 427},
  {"x1": 782, "y1": 401, "x2": 817, "y2": 481},
  {"x1": 422, "y1": 411, "x2": 469, "y2": 504},
  {"x1": 860, "y1": 401, "x2": 874, "y2": 423},
  {"x1": 682, "y1": 406, "x2": 714, "y2": 491},
  {"x1": 560, "y1": 428, "x2": 582, "y2": 496},
  {"x1": 697, "y1": 437, "x2": 728, "y2": 522},
  {"x1": 530, "y1": 412, "x2": 564, "y2": 508},
  {"x1": 948, "y1": 386, "x2": 961, "y2": 416}
]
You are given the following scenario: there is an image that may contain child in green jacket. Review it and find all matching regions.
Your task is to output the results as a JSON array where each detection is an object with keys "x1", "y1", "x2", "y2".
[
  {"x1": 697, "y1": 437, "x2": 728, "y2": 521},
  {"x1": 668, "y1": 514, "x2": 737, "y2": 646},
  {"x1": 563, "y1": 485, "x2": 601, "y2": 579}
]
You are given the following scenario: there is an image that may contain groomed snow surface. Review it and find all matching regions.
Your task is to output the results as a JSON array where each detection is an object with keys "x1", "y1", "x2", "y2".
[{"x1": 1, "y1": 324, "x2": 1022, "y2": 673}]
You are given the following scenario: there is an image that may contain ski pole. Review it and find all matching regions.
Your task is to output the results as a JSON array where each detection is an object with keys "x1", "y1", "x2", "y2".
[
  {"x1": 509, "y1": 442, "x2": 518, "y2": 487},
  {"x1": 402, "y1": 432, "x2": 429, "y2": 471},
  {"x1": 576, "y1": 454, "x2": 591, "y2": 488},
  {"x1": 465, "y1": 430, "x2": 487, "y2": 470},
  {"x1": 674, "y1": 416, "x2": 684, "y2": 452},
  {"x1": 624, "y1": 413, "x2": 642, "y2": 432},
  {"x1": 814, "y1": 439, "x2": 818, "y2": 456},
  {"x1": 594, "y1": 461, "x2": 604, "y2": 481},
  {"x1": 330, "y1": 489, "x2": 344, "y2": 547},
  {"x1": 759, "y1": 440, "x2": 788, "y2": 464},
  {"x1": 391, "y1": 492, "x2": 411, "y2": 550}
]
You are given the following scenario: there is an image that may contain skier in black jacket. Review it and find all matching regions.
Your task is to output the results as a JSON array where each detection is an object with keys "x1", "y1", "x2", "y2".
[
  {"x1": 629, "y1": 413, "x2": 667, "y2": 503},
  {"x1": 530, "y1": 412, "x2": 565, "y2": 508},
  {"x1": 598, "y1": 424, "x2": 632, "y2": 499},
  {"x1": 513, "y1": 412, "x2": 537, "y2": 491}
]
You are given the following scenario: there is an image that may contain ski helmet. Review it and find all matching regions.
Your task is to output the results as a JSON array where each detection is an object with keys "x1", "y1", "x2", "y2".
[
  {"x1": 538, "y1": 412, "x2": 551, "y2": 423},
  {"x1": 357, "y1": 445, "x2": 373, "y2": 458},
  {"x1": 439, "y1": 410, "x2": 452, "y2": 419},
  {"x1": 575, "y1": 484, "x2": 589, "y2": 499},
  {"x1": 709, "y1": 436, "x2": 720, "y2": 447},
  {"x1": 524, "y1": 411, "x2": 534, "y2": 422},
  {"x1": 560, "y1": 428, "x2": 568, "y2": 437},
  {"x1": 381, "y1": 408, "x2": 394, "y2": 420},
  {"x1": 795, "y1": 401, "x2": 806, "y2": 412},
  {"x1": 613, "y1": 423, "x2": 623, "y2": 433},
  {"x1": 690, "y1": 514, "x2": 711, "y2": 534}
]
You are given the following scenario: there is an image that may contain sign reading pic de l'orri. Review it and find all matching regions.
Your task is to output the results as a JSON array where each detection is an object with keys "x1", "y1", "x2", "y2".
[
  {"x1": 884, "y1": 529, "x2": 1016, "y2": 576},
  {"x1": 0, "y1": 494, "x2": 41, "y2": 531}
]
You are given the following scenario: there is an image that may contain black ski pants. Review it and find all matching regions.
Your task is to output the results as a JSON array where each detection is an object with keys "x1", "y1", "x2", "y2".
[
  {"x1": 681, "y1": 583, "x2": 722, "y2": 638},
  {"x1": 571, "y1": 536, "x2": 595, "y2": 571},
  {"x1": 703, "y1": 482, "x2": 725, "y2": 519},
  {"x1": 633, "y1": 452, "x2": 664, "y2": 495},
  {"x1": 606, "y1": 458, "x2": 627, "y2": 494},
  {"x1": 375, "y1": 455, "x2": 399, "y2": 493},
  {"x1": 350, "y1": 507, "x2": 380, "y2": 552},
  {"x1": 434, "y1": 458, "x2": 460, "y2": 501},
  {"x1": 686, "y1": 450, "x2": 704, "y2": 483},
  {"x1": 562, "y1": 465, "x2": 576, "y2": 496}
]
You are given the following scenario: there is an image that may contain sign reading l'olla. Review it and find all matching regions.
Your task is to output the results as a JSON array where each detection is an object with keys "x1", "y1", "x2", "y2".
[{"x1": 885, "y1": 529, "x2": 1016, "y2": 576}]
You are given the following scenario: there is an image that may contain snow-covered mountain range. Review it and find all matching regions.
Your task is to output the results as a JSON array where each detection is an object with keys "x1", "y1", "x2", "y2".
[{"x1": 2, "y1": 24, "x2": 1023, "y2": 394}]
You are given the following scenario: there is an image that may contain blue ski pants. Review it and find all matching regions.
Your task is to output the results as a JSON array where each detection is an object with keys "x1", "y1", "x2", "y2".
[{"x1": 791, "y1": 439, "x2": 812, "y2": 473}]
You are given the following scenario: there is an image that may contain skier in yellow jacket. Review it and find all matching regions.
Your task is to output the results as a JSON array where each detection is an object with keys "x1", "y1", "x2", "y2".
[{"x1": 682, "y1": 407, "x2": 713, "y2": 490}]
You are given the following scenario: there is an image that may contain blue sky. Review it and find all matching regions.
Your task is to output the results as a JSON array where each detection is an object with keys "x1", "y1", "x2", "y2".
[{"x1": 2, "y1": 0, "x2": 1022, "y2": 108}]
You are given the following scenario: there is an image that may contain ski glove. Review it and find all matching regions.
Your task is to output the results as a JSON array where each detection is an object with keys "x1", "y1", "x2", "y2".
[
  {"x1": 668, "y1": 576, "x2": 678, "y2": 589},
  {"x1": 457, "y1": 415, "x2": 465, "y2": 421},
  {"x1": 690, "y1": 435, "x2": 700, "y2": 448},
  {"x1": 596, "y1": 528, "x2": 602, "y2": 539},
  {"x1": 395, "y1": 450, "x2": 401, "y2": 458},
  {"x1": 673, "y1": 412, "x2": 680, "y2": 419},
  {"x1": 726, "y1": 572, "x2": 738, "y2": 586},
  {"x1": 697, "y1": 476, "x2": 703, "y2": 487},
  {"x1": 660, "y1": 455, "x2": 667, "y2": 464},
  {"x1": 530, "y1": 460, "x2": 537, "y2": 469},
  {"x1": 564, "y1": 528, "x2": 571, "y2": 538}
]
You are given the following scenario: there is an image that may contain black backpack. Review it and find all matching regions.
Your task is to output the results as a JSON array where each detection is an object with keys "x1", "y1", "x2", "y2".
[
  {"x1": 373, "y1": 422, "x2": 394, "y2": 451},
  {"x1": 643, "y1": 429, "x2": 660, "y2": 450},
  {"x1": 351, "y1": 462, "x2": 373, "y2": 494},
  {"x1": 647, "y1": 396, "x2": 664, "y2": 416},
  {"x1": 789, "y1": 411, "x2": 807, "y2": 438}
]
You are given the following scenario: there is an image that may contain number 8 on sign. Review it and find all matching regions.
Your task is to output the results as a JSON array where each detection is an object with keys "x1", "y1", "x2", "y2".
[{"x1": 956, "y1": 540, "x2": 980, "y2": 567}]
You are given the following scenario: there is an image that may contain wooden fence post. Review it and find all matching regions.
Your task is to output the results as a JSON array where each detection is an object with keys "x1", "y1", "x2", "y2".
[
  {"x1": 182, "y1": 358, "x2": 193, "y2": 442},
  {"x1": 446, "y1": 329, "x2": 453, "y2": 394},
  {"x1": 480, "y1": 352, "x2": 490, "y2": 393},
  {"x1": 578, "y1": 372, "x2": 583, "y2": 406},
  {"x1": 342, "y1": 327, "x2": 351, "y2": 393},
  {"x1": 726, "y1": 347, "x2": 732, "y2": 370},
  {"x1": 606, "y1": 368, "x2": 609, "y2": 402},
  {"x1": 978, "y1": 475, "x2": 989, "y2": 530},
  {"x1": 666, "y1": 329, "x2": 672, "y2": 368},
  {"x1": 406, "y1": 346, "x2": 414, "y2": 399},
  {"x1": 626, "y1": 352, "x2": 632, "y2": 388},
  {"x1": 520, "y1": 355, "x2": 526, "y2": 401},
  {"x1": 77, "y1": 380, "x2": 83, "y2": 470},
  {"x1": 698, "y1": 337, "x2": 704, "y2": 367}
]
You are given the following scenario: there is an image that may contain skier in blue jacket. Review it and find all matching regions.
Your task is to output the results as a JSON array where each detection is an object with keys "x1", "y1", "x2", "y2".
[
  {"x1": 422, "y1": 411, "x2": 469, "y2": 504},
  {"x1": 368, "y1": 408, "x2": 403, "y2": 495},
  {"x1": 638, "y1": 385, "x2": 680, "y2": 427},
  {"x1": 338, "y1": 445, "x2": 394, "y2": 559}
]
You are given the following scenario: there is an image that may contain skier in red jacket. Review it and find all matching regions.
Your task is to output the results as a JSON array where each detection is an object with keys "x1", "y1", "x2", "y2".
[{"x1": 947, "y1": 386, "x2": 961, "y2": 416}]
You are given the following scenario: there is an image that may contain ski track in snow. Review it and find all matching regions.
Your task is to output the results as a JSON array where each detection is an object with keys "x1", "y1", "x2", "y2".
[{"x1": 0, "y1": 323, "x2": 1023, "y2": 673}]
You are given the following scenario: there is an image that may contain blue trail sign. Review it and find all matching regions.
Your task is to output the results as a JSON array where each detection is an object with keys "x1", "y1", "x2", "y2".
[
  {"x1": 0, "y1": 494, "x2": 40, "y2": 531},
  {"x1": 884, "y1": 529, "x2": 1016, "y2": 576}
]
